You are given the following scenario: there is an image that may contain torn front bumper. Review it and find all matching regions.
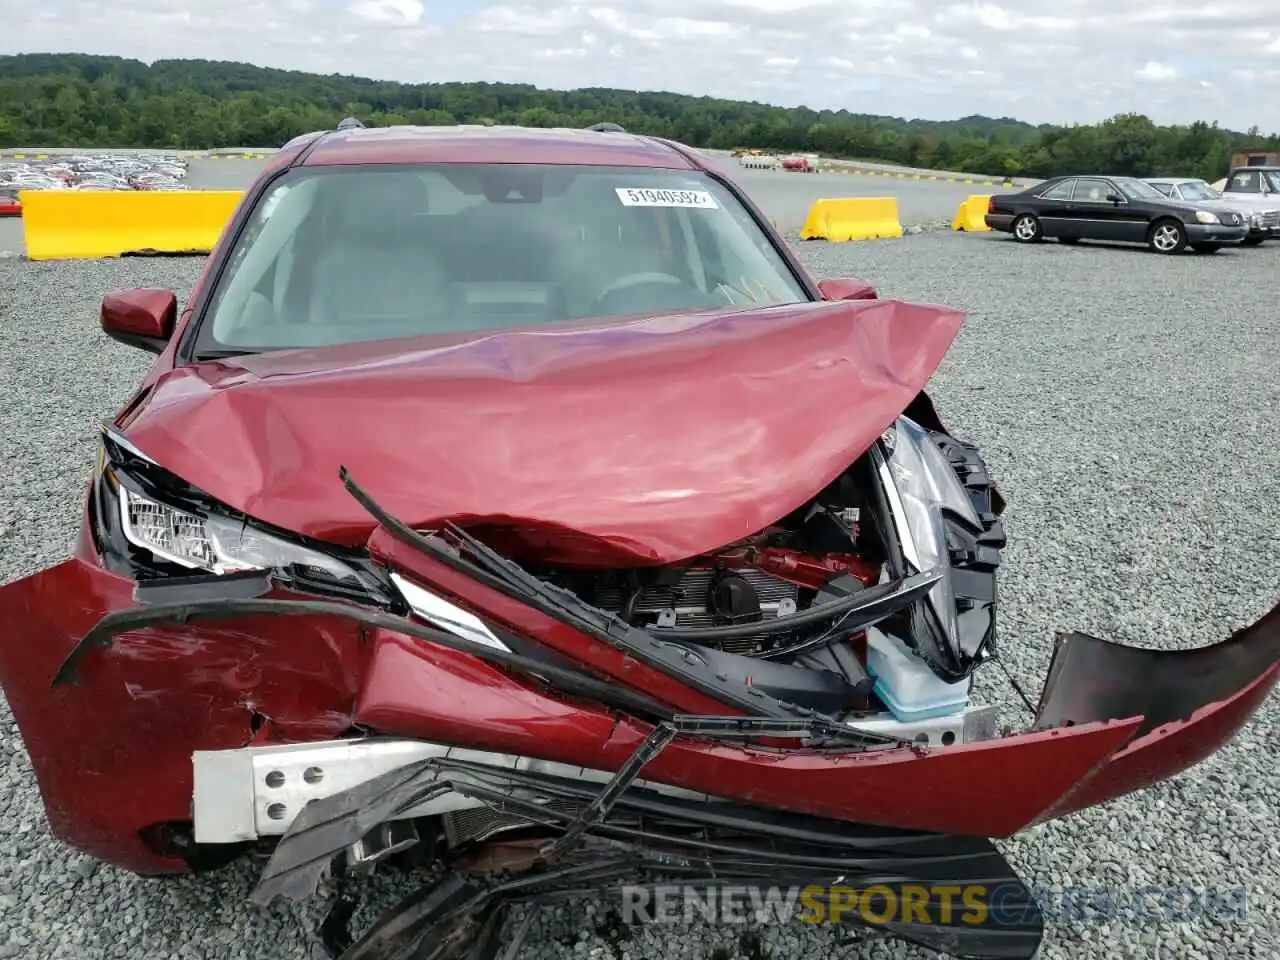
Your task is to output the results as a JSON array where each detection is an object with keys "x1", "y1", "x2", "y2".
[
  {"x1": 0, "y1": 520, "x2": 1276, "y2": 874},
  {"x1": 214, "y1": 606, "x2": 1277, "y2": 960},
  {"x1": 1028, "y1": 602, "x2": 1280, "y2": 821},
  {"x1": 186, "y1": 591, "x2": 1280, "y2": 846}
]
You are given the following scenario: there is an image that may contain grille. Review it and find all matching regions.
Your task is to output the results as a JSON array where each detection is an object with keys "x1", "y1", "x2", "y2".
[{"x1": 1262, "y1": 210, "x2": 1280, "y2": 227}]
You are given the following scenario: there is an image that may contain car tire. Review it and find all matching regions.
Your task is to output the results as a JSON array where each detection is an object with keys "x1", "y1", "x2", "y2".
[
  {"x1": 1191, "y1": 243, "x2": 1223, "y2": 253},
  {"x1": 1147, "y1": 218, "x2": 1186, "y2": 254},
  {"x1": 1240, "y1": 237, "x2": 1265, "y2": 247},
  {"x1": 1012, "y1": 214, "x2": 1042, "y2": 243}
]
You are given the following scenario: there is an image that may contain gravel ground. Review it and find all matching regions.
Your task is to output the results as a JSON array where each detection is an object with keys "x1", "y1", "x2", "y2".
[{"x1": 1, "y1": 233, "x2": 1278, "y2": 960}]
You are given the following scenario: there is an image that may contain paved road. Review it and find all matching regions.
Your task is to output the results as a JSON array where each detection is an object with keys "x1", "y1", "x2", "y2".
[{"x1": 0, "y1": 154, "x2": 1007, "y2": 254}]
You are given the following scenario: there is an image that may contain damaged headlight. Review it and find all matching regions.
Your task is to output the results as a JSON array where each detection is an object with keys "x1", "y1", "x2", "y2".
[
  {"x1": 872, "y1": 417, "x2": 990, "y2": 673},
  {"x1": 93, "y1": 426, "x2": 362, "y2": 587},
  {"x1": 117, "y1": 485, "x2": 357, "y2": 582}
]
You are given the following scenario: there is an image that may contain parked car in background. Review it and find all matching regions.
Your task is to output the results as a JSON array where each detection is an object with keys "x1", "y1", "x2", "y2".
[
  {"x1": 1143, "y1": 177, "x2": 1223, "y2": 203},
  {"x1": 0, "y1": 187, "x2": 20, "y2": 217},
  {"x1": 1143, "y1": 177, "x2": 1271, "y2": 246},
  {"x1": 985, "y1": 175, "x2": 1248, "y2": 254},
  {"x1": 782, "y1": 155, "x2": 817, "y2": 173},
  {"x1": 0, "y1": 154, "x2": 187, "y2": 195},
  {"x1": 1215, "y1": 166, "x2": 1280, "y2": 245}
]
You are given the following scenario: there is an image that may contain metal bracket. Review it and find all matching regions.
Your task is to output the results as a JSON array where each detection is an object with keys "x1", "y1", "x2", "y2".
[{"x1": 540, "y1": 722, "x2": 677, "y2": 859}]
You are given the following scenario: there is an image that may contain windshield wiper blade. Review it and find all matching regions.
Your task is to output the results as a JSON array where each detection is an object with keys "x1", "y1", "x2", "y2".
[
  {"x1": 193, "y1": 348, "x2": 261, "y2": 360},
  {"x1": 340, "y1": 466, "x2": 626, "y2": 637}
]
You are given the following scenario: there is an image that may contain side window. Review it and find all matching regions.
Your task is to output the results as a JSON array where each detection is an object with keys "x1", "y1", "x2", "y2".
[
  {"x1": 1149, "y1": 182, "x2": 1174, "y2": 197},
  {"x1": 1229, "y1": 171, "x2": 1262, "y2": 193},
  {"x1": 1040, "y1": 180, "x2": 1074, "y2": 200},
  {"x1": 1073, "y1": 179, "x2": 1111, "y2": 202}
]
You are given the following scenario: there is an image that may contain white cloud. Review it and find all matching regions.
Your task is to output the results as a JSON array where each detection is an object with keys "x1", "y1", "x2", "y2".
[
  {"x1": 1136, "y1": 61, "x2": 1177, "y2": 81},
  {"x1": 2, "y1": 0, "x2": 1278, "y2": 131},
  {"x1": 349, "y1": 0, "x2": 424, "y2": 23}
]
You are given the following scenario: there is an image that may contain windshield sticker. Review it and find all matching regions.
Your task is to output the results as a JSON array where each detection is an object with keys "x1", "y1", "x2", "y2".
[{"x1": 615, "y1": 187, "x2": 719, "y2": 209}]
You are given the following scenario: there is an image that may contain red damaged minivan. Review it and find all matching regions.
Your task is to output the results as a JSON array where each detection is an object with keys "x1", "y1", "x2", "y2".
[{"x1": 0, "y1": 124, "x2": 1276, "y2": 960}]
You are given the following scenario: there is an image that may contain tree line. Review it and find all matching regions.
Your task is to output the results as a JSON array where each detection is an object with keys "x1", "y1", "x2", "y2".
[{"x1": 2, "y1": 53, "x2": 1276, "y2": 182}]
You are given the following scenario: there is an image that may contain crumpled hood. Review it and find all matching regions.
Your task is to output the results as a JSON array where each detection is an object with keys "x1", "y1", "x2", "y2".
[{"x1": 120, "y1": 299, "x2": 963, "y2": 564}]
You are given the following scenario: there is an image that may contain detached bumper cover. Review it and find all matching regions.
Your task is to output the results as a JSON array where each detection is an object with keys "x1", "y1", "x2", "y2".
[
  {"x1": 2, "y1": 535, "x2": 1275, "y2": 879},
  {"x1": 1029, "y1": 603, "x2": 1280, "y2": 820}
]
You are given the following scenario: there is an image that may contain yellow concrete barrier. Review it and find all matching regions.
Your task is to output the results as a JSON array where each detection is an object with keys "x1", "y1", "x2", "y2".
[
  {"x1": 20, "y1": 190, "x2": 244, "y2": 260},
  {"x1": 951, "y1": 194, "x2": 993, "y2": 232},
  {"x1": 800, "y1": 197, "x2": 904, "y2": 242}
]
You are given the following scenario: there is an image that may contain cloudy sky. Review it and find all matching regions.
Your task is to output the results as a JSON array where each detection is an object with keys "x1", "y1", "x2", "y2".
[{"x1": 7, "y1": 0, "x2": 1280, "y2": 132}]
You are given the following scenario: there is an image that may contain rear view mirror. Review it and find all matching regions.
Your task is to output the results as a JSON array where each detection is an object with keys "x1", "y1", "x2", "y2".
[
  {"x1": 1106, "y1": 193, "x2": 1124, "y2": 203},
  {"x1": 817, "y1": 278, "x2": 878, "y2": 301},
  {"x1": 101, "y1": 288, "x2": 177, "y2": 353}
]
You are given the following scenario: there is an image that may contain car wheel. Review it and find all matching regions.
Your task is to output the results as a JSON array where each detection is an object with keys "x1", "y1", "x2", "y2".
[
  {"x1": 1012, "y1": 214, "x2": 1042, "y2": 243},
  {"x1": 1240, "y1": 237, "x2": 1265, "y2": 247},
  {"x1": 1191, "y1": 243, "x2": 1222, "y2": 254},
  {"x1": 1148, "y1": 218, "x2": 1186, "y2": 254}
]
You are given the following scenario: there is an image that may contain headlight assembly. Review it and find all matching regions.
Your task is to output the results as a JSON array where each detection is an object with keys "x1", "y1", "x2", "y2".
[
  {"x1": 117, "y1": 484, "x2": 358, "y2": 583},
  {"x1": 1194, "y1": 210, "x2": 1220, "y2": 224},
  {"x1": 871, "y1": 417, "x2": 995, "y2": 677},
  {"x1": 93, "y1": 425, "x2": 363, "y2": 588}
]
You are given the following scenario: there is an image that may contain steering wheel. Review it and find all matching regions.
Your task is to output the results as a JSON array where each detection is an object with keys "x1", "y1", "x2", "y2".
[{"x1": 595, "y1": 271, "x2": 684, "y2": 300}]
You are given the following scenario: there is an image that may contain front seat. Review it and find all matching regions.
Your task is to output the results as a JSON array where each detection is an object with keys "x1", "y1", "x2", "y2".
[{"x1": 309, "y1": 173, "x2": 450, "y2": 335}]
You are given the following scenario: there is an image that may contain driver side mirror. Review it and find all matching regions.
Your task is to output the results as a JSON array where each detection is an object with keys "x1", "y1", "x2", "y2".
[
  {"x1": 101, "y1": 289, "x2": 177, "y2": 354},
  {"x1": 817, "y1": 277, "x2": 878, "y2": 301},
  {"x1": 1106, "y1": 193, "x2": 1124, "y2": 203}
]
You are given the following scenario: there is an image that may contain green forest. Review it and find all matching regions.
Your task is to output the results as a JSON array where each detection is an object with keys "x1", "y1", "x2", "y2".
[{"x1": 2, "y1": 53, "x2": 1276, "y2": 181}]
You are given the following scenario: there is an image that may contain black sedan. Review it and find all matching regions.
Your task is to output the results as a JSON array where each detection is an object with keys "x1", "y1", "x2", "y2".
[{"x1": 984, "y1": 175, "x2": 1248, "y2": 253}]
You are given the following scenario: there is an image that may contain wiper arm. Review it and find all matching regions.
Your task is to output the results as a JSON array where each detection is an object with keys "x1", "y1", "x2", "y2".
[{"x1": 340, "y1": 467, "x2": 606, "y2": 633}]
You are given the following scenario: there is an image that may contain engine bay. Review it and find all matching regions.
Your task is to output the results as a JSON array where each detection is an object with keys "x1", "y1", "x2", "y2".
[
  {"x1": 558, "y1": 476, "x2": 885, "y2": 658},
  {"x1": 528, "y1": 423, "x2": 1005, "y2": 730},
  {"x1": 526, "y1": 458, "x2": 904, "y2": 717}
]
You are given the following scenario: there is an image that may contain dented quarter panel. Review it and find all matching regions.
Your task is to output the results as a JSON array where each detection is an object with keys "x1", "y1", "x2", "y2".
[
  {"x1": 112, "y1": 298, "x2": 963, "y2": 563},
  {"x1": 0, "y1": 554, "x2": 365, "y2": 873}
]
